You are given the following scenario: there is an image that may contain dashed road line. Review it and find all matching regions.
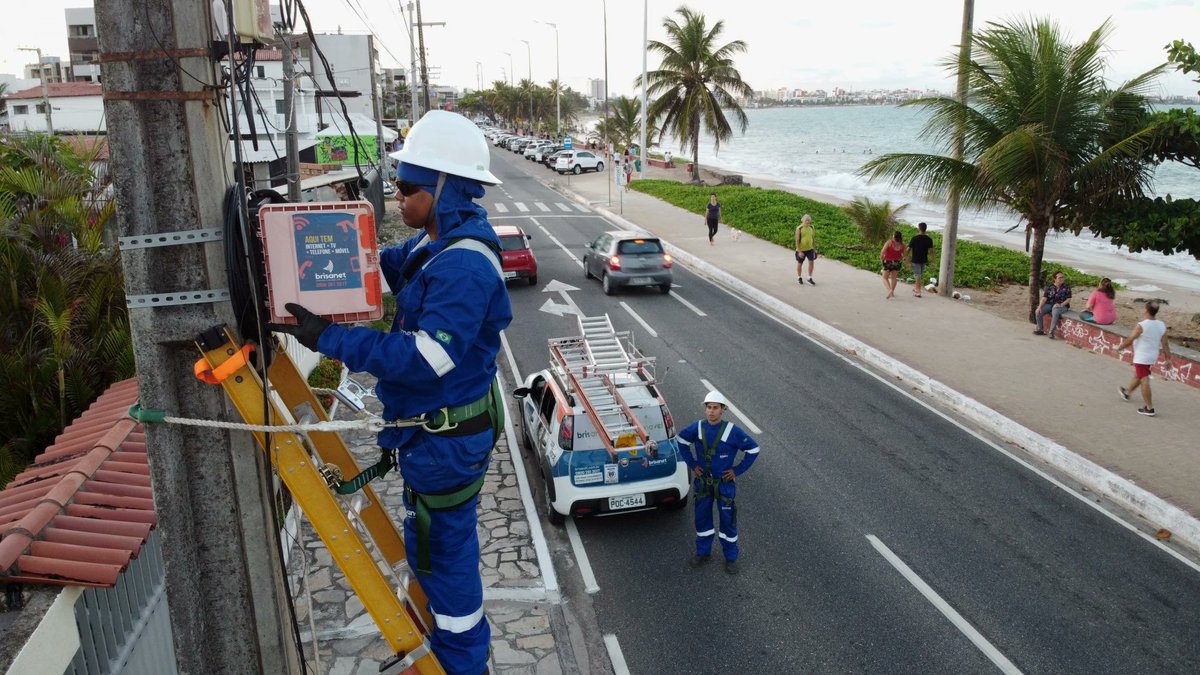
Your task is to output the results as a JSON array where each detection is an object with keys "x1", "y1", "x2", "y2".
[
  {"x1": 604, "y1": 634, "x2": 631, "y2": 675},
  {"x1": 671, "y1": 291, "x2": 707, "y2": 317},
  {"x1": 867, "y1": 535, "x2": 1023, "y2": 675},
  {"x1": 620, "y1": 302, "x2": 658, "y2": 338},
  {"x1": 494, "y1": 202, "x2": 509, "y2": 213},
  {"x1": 566, "y1": 518, "x2": 600, "y2": 593},
  {"x1": 515, "y1": 201, "x2": 529, "y2": 212}
]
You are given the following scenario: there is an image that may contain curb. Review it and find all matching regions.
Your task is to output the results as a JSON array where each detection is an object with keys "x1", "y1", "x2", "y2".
[{"x1": 540, "y1": 177, "x2": 1200, "y2": 557}]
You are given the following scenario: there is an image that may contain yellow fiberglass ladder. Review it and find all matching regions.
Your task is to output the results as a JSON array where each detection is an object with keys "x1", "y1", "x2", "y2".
[
  {"x1": 547, "y1": 314, "x2": 655, "y2": 457},
  {"x1": 192, "y1": 325, "x2": 443, "y2": 675}
]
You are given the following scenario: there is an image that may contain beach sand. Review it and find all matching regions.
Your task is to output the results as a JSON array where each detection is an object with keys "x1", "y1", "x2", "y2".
[{"x1": 641, "y1": 161, "x2": 1200, "y2": 347}]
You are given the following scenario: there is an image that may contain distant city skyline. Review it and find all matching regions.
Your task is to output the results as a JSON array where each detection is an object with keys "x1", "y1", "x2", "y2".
[{"x1": 2, "y1": 1, "x2": 1196, "y2": 100}]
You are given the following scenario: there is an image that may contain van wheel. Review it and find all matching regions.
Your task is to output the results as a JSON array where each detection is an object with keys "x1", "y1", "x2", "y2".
[
  {"x1": 545, "y1": 479, "x2": 566, "y2": 526},
  {"x1": 662, "y1": 495, "x2": 688, "y2": 511},
  {"x1": 602, "y1": 273, "x2": 615, "y2": 295},
  {"x1": 572, "y1": 165, "x2": 582, "y2": 175}
]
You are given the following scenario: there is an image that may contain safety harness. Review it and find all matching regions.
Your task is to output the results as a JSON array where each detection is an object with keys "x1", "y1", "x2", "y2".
[{"x1": 695, "y1": 421, "x2": 735, "y2": 505}]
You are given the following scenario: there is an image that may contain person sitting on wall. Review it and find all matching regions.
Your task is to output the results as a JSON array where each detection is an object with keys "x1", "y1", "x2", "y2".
[{"x1": 1082, "y1": 278, "x2": 1116, "y2": 325}]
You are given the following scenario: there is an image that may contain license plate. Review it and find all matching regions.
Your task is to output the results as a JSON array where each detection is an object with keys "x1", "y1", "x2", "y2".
[
  {"x1": 608, "y1": 493, "x2": 646, "y2": 510},
  {"x1": 630, "y1": 276, "x2": 653, "y2": 285},
  {"x1": 503, "y1": 271, "x2": 518, "y2": 279}
]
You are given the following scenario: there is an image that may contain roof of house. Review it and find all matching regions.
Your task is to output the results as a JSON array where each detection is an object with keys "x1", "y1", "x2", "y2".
[
  {"x1": 61, "y1": 135, "x2": 110, "y2": 162},
  {"x1": 0, "y1": 379, "x2": 155, "y2": 588},
  {"x1": 5, "y1": 82, "x2": 104, "y2": 100}
]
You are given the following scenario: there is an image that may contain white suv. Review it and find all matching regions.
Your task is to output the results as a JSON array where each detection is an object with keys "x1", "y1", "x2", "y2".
[
  {"x1": 555, "y1": 150, "x2": 604, "y2": 175},
  {"x1": 523, "y1": 140, "x2": 551, "y2": 160}
]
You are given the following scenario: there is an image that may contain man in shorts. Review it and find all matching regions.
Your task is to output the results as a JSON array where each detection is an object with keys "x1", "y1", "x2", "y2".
[
  {"x1": 795, "y1": 214, "x2": 816, "y2": 285},
  {"x1": 908, "y1": 222, "x2": 935, "y2": 297},
  {"x1": 1116, "y1": 300, "x2": 1172, "y2": 417}
]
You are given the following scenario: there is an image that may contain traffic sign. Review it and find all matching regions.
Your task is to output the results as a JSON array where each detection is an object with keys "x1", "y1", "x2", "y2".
[{"x1": 563, "y1": 137, "x2": 573, "y2": 150}]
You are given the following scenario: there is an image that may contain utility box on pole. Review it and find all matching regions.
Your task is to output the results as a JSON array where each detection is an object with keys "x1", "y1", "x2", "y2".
[{"x1": 96, "y1": 0, "x2": 303, "y2": 672}]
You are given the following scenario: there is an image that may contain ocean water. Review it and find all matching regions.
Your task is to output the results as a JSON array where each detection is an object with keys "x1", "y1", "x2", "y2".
[{"x1": 678, "y1": 105, "x2": 1200, "y2": 284}]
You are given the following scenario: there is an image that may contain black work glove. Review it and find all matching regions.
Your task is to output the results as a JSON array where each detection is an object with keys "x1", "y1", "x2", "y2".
[{"x1": 268, "y1": 302, "x2": 331, "y2": 352}]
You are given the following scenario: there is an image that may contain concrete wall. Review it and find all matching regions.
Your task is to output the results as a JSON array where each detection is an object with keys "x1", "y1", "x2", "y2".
[
  {"x1": 6, "y1": 95, "x2": 105, "y2": 133},
  {"x1": 1045, "y1": 312, "x2": 1200, "y2": 390}
]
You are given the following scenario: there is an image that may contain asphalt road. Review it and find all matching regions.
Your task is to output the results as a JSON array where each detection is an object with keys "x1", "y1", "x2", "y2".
[{"x1": 485, "y1": 146, "x2": 1200, "y2": 674}]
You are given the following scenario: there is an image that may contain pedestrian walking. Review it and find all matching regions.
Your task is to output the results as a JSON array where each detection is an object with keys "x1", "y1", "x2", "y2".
[
  {"x1": 880, "y1": 231, "x2": 907, "y2": 299},
  {"x1": 1117, "y1": 300, "x2": 1172, "y2": 417},
  {"x1": 705, "y1": 193, "x2": 721, "y2": 245},
  {"x1": 795, "y1": 214, "x2": 816, "y2": 285},
  {"x1": 1033, "y1": 271, "x2": 1072, "y2": 338},
  {"x1": 676, "y1": 391, "x2": 760, "y2": 575},
  {"x1": 270, "y1": 111, "x2": 510, "y2": 675},
  {"x1": 908, "y1": 222, "x2": 935, "y2": 297}
]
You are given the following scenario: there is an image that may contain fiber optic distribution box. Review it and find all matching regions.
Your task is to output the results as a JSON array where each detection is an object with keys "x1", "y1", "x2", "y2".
[{"x1": 259, "y1": 201, "x2": 384, "y2": 326}]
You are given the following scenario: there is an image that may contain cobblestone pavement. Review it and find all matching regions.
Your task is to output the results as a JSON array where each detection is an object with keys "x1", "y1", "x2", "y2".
[{"x1": 283, "y1": 375, "x2": 567, "y2": 674}]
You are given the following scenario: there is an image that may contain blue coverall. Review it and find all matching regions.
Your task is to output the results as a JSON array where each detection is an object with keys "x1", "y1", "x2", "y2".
[
  {"x1": 317, "y1": 165, "x2": 511, "y2": 674},
  {"x1": 675, "y1": 420, "x2": 760, "y2": 560}
]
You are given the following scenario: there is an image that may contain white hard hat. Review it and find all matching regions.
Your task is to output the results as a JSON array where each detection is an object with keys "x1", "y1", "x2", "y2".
[
  {"x1": 703, "y1": 391, "x2": 729, "y2": 407},
  {"x1": 393, "y1": 110, "x2": 501, "y2": 185}
]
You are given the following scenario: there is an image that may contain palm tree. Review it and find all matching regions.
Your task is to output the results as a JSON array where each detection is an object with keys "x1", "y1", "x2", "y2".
[
  {"x1": 638, "y1": 6, "x2": 753, "y2": 184},
  {"x1": 845, "y1": 197, "x2": 909, "y2": 248},
  {"x1": 608, "y1": 96, "x2": 643, "y2": 150},
  {"x1": 860, "y1": 18, "x2": 1162, "y2": 320}
]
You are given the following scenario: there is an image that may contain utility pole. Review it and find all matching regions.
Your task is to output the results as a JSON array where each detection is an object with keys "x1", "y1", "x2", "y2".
[
  {"x1": 638, "y1": 0, "x2": 648, "y2": 179},
  {"x1": 939, "y1": 0, "x2": 974, "y2": 298},
  {"x1": 369, "y1": 35, "x2": 387, "y2": 185},
  {"x1": 279, "y1": 31, "x2": 301, "y2": 201},
  {"x1": 95, "y1": 1, "x2": 301, "y2": 672},
  {"x1": 520, "y1": 39, "x2": 532, "y2": 128},
  {"x1": 405, "y1": 1, "x2": 420, "y2": 120},
  {"x1": 603, "y1": 0, "x2": 610, "y2": 206},
  {"x1": 415, "y1": 0, "x2": 430, "y2": 112},
  {"x1": 18, "y1": 47, "x2": 54, "y2": 134}
]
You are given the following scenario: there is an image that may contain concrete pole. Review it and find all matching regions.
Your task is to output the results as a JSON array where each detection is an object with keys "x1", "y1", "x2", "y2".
[
  {"x1": 369, "y1": 35, "x2": 387, "y2": 182},
  {"x1": 638, "y1": 0, "x2": 648, "y2": 179},
  {"x1": 19, "y1": 47, "x2": 54, "y2": 134},
  {"x1": 406, "y1": 1, "x2": 419, "y2": 120},
  {"x1": 280, "y1": 33, "x2": 301, "y2": 201},
  {"x1": 520, "y1": 40, "x2": 532, "y2": 129},
  {"x1": 938, "y1": 0, "x2": 974, "y2": 298},
  {"x1": 416, "y1": 0, "x2": 430, "y2": 112},
  {"x1": 95, "y1": 1, "x2": 301, "y2": 672},
  {"x1": 603, "y1": 0, "x2": 610, "y2": 206}
]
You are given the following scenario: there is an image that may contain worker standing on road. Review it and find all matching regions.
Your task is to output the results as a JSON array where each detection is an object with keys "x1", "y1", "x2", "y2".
[
  {"x1": 676, "y1": 391, "x2": 760, "y2": 574},
  {"x1": 270, "y1": 110, "x2": 511, "y2": 674}
]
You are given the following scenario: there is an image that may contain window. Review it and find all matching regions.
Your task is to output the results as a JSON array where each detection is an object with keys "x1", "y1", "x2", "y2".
[
  {"x1": 255, "y1": 66, "x2": 265, "y2": 79},
  {"x1": 275, "y1": 99, "x2": 286, "y2": 115},
  {"x1": 35, "y1": 104, "x2": 48, "y2": 114},
  {"x1": 617, "y1": 239, "x2": 663, "y2": 255},
  {"x1": 69, "y1": 24, "x2": 94, "y2": 37},
  {"x1": 498, "y1": 234, "x2": 527, "y2": 252},
  {"x1": 12, "y1": 105, "x2": 28, "y2": 115}
]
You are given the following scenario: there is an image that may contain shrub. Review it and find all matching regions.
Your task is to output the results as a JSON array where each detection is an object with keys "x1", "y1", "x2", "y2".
[{"x1": 629, "y1": 180, "x2": 1103, "y2": 289}]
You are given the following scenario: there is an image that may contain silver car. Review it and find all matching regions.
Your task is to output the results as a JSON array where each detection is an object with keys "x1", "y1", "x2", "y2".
[{"x1": 583, "y1": 231, "x2": 673, "y2": 295}]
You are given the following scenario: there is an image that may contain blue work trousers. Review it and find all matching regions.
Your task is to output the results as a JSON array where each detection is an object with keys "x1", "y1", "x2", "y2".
[
  {"x1": 401, "y1": 491, "x2": 488, "y2": 674},
  {"x1": 694, "y1": 478, "x2": 739, "y2": 561}
]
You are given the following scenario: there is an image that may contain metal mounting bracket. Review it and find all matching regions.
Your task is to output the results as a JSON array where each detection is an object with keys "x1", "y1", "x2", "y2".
[
  {"x1": 118, "y1": 228, "x2": 223, "y2": 250},
  {"x1": 126, "y1": 289, "x2": 230, "y2": 309},
  {"x1": 379, "y1": 643, "x2": 432, "y2": 675}
]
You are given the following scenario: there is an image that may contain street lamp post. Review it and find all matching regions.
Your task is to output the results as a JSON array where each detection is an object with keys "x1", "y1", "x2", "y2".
[
  {"x1": 638, "y1": 0, "x2": 648, "y2": 179},
  {"x1": 537, "y1": 21, "x2": 561, "y2": 137},
  {"x1": 504, "y1": 51, "x2": 513, "y2": 85},
  {"x1": 18, "y1": 47, "x2": 54, "y2": 135},
  {"x1": 520, "y1": 39, "x2": 532, "y2": 131},
  {"x1": 603, "y1": 0, "x2": 610, "y2": 206}
]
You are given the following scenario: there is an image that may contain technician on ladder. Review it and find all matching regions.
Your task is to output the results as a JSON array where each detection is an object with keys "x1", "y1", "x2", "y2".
[
  {"x1": 270, "y1": 110, "x2": 511, "y2": 674},
  {"x1": 676, "y1": 391, "x2": 760, "y2": 575}
]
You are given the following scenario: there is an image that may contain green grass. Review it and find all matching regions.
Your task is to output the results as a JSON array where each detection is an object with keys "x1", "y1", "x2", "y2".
[{"x1": 629, "y1": 180, "x2": 1102, "y2": 290}]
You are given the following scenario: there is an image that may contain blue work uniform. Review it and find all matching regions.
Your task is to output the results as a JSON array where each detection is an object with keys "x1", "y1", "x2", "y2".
[
  {"x1": 675, "y1": 420, "x2": 759, "y2": 561},
  {"x1": 317, "y1": 167, "x2": 511, "y2": 675}
]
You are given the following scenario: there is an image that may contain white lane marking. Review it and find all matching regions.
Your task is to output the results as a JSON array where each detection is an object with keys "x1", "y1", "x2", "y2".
[
  {"x1": 495, "y1": 349, "x2": 561, "y2": 603},
  {"x1": 492, "y1": 214, "x2": 608, "y2": 220},
  {"x1": 603, "y1": 634, "x2": 631, "y2": 675},
  {"x1": 515, "y1": 201, "x2": 529, "y2": 212},
  {"x1": 700, "y1": 378, "x2": 762, "y2": 434},
  {"x1": 555, "y1": 202, "x2": 573, "y2": 212},
  {"x1": 620, "y1": 301, "x2": 658, "y2": 338},
  {"x1": 573, "y1": 203, "x2": 590, "y2": 213},
  {"x1": 566, "y1": 517, "x2": 600, "y2": 593},
  {"x1": 535, "y1": 220, "x2": 584, "y2": 268},
  {"x1": 536, "y1": 202, "x2": 552, "y2": 212},
  {"x1": 710, "y1": 282, "x2": 1200, "y2": 575},
  {"x1": 494, "y1": 202, "x2": 509, "y2": 213},
  {"x1": 867, "y1": 535, "x2": 1023, "y2": 675},
  {"x1": 671, "y1": 291, "x2": 707, "y2": 317}
]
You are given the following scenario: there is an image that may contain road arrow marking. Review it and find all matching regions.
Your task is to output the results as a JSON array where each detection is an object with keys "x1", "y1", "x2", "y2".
[{"x1": 539, "y1": 279, "x2": 582, "y2": 317}]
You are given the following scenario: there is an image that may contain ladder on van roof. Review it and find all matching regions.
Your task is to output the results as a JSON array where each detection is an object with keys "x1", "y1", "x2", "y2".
[{"x1": 548, "y1": 315, "x2": 652, "y2": 457}]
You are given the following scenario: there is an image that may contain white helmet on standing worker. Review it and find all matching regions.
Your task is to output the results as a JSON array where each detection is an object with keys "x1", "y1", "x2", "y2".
[
  {"x1": 393, "y1": 110, "x2": 501, "y2": 185},
  {"x1": 703, "y1": 391, "x2": 729, "y2": 408}
]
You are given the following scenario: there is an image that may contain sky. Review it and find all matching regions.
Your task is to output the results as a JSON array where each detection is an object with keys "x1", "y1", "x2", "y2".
[{"x1": 1, "y1": 0, "x2": 1196, "y2": 98}]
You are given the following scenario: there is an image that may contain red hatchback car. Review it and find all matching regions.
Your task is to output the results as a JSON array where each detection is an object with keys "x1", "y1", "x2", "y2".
[{"x1": 494, "y1": 225, "x2": 538, "y2": 286}]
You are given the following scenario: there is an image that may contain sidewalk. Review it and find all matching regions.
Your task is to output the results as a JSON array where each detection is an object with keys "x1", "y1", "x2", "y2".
[
  {"x1": 534, "y1": 163, "x2": 1200, "y2": 553},
  {"x1": 284, "y1": 374, "x2": 569, "y2": 675}
]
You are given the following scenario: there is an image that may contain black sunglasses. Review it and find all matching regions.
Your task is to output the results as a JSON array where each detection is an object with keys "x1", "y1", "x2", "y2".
[{"x1": 396, "y1": 180, "x2": 435, "y2": 197}]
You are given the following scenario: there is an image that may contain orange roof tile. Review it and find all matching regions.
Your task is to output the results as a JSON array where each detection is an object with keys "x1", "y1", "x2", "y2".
[
  {"x1": 5, "y1": 82, "x2": 104, "y2": 100},
  {"x1": 0, "y1": 379, "x2": 154, "y2": 588}
]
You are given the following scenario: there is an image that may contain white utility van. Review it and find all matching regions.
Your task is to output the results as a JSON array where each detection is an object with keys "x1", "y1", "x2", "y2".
[{"x1": 514, "y1": 315, "x2": 690, "y2": 524}]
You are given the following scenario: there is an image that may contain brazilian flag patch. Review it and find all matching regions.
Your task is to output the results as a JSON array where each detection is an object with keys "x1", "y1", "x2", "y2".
[{"x1": 434, "y1": 329, "x2": 453, "y2": 345}]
